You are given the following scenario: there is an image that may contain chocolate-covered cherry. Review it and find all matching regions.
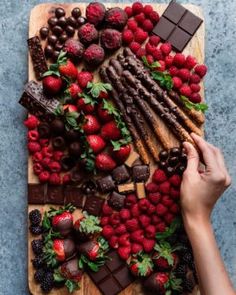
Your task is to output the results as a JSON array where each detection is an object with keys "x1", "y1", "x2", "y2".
[
  {"x1": 166, "y1": 166, "x2": 175, "y2": 176},
  {"x1": 44, "y1": 45, "x2": 54, "y2": 58},
  {"x1": 168, "y1": 156, "x2": 179, "y2": 167},
  {"x1": 65, "y1": 25, "x2": 75, "y2": 36},
  {"x1": 48, "y1": 34, "x2": 58, "y2": 45},
  {"x1": 67, "y1": 16, "x2": 77, "y2": 28},
  {"x1": 52, "y1": 25, "x2": 63, "y2": 36},
  {"x1": 69, "y1": 142, "x2": 81, "y2": 157},
  {"x1": 38, "y1": 122, "x2": 51, "y2": 138},
  {"x1": 58, "y1": 16, "x2": 67, "y2": 28},
  {"x1": 55, "y1": 42, "x2": 64, "y2": 51},
  {"x1": 71, "y1": 7, "x2": 81, "y2": 18},
  {"x1": 40, "y1": 27, "x2": 49, "y2": 39},
  {"x1": 159, "y1": 150, "x2": 169, "y2": 161},
  {"x1": 59, "y1": 32, "x2": 68, "y2": 43},
  {"x1": 52, "y1": 50, "x2": 60, "y2": 61},
  {"x1": 51, "y1": 118, "x2": 65, "y2": 135},
  {"x1": 159, "y1": 161, "x2": 167, "y2": 169},
  {"x1": 55, "y1": 7, "x2": 66, "y2": 18},
  {"x1": 61, "y1": 156, "x2": 76, "y2": 171},
  {"x1": 64, "y1": 129, "x2": 80, "y2": 142},
  {"x1": 77, "y1": 16, "x2": 86, "y2": 26},
  {"x1": 52, "y1": 136, "x2": 66, "y2": 150}
]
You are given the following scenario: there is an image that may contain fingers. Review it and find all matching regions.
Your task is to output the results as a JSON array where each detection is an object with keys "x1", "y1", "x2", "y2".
[
  {"x1": 183, "y1": 141, "x2": 199, "y2": 173},
  {"x1": 212, "y1": 147, "x2": 231, "y2": 186}
]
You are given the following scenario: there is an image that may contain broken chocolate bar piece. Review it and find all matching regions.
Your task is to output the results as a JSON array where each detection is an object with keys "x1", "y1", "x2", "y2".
[
  {"x1": 84, "y1": 195, "x2": 104, "y2": 216},
  {"x1": 132, "y1": 165, "x2": 150, "y2": 182},
  {"x1": 136, "y1": 182, "x2": 146, "y2": 199},
  {"x1": 46, "y1": 185, "x2": 64, "y2": 205},
  {"x1": 108, "y1": 191, "x2": 125, "y2": 211},
  {"x1": 112, "y1": 165, "x2": 130, "y2": 184},
  {"x1": 118, "y1": 182, "x2": 135, "y2": 194},
  {"x1": 28, "y1": 183, "x2": 45, "y2": 204},
  {"x1": 64, "y1": 186, "x2": 84, "y2": 208},
  {"x1": 28, "y1": 36, "x2": 48, "y2": 80},
  {"x1": 97, "y1": 176, "x2": 115, "y2": 194},
  {"x1": 125, "y1": 151, "x2": 140, "y2": 167},
  {"x1": 179, "y1": 10, "x2": 203, "y2": 35},
  {"x1": 19, "y1": 81, "x2": 59, "y2": 117}
]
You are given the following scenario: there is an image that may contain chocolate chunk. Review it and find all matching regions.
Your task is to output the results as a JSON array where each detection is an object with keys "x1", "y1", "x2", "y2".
[
  {"x1": 64, "y1": 186, "x2": 84, "y2": 208},
  {"x1": 113, "y1": 265, "x2": 134, "y2": 289},
  {"x1": 108, "y1": 192, "x2": 125, "y2": 211},
  {"x1": 179, "y1": 10, "x2": 203, "y2": 35},
  {"x1": 28, "y1": 183, "x2": 45, "y2": 204},
  {"x1": 27, "y1": 36, "x2": 48, "y2": 80},
  {"x1": 46, "y1": 185, "x2": 64, "y2": 205},
  {"x1": 118, "y1": 183, "x2": 135, "y2": 194},
  {"x1": 97, "y1": 176, "x2": 115, "y2": 194},
  {"x1": 19, "y1": 81, "x2": 59, "y2": 117},
  {"x1": 112, "y1": 165, "x2": 130, "y2": 184},
  {"x1": 163, "y1": 1, "x2": 186, "y2": 24},
  {"x1": 99, "y1": 276, "x2": 122, "y2": 295},
  {"x1": 84, "y1": 196, "x2": 104, "y2": 216},
  {"x1": 132, "y1": 165, "x2": 150, "y2": 182},
  {"x1": 167, "y1": 27, "x2": 191, "y2": 52},
  {"x1": 152, "y1": 17, "x2": 175, "y2": 40}
]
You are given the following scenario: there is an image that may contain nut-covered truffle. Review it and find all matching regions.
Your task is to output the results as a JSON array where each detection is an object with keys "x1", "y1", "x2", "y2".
[
  {"x1": 86, "y1": 2, "x2": 106, "y2": 27},
  {"x1": 83, "y1": 44, "x2": 105, "y2": 66},
  {"x1": 105, "y1": 7, "x2": 128, "y2": 30},
  {"x1": 101, "y1": 29, "x2": 122, "y2": 51},
  {"x1": 78, "y1": 23, "x2": 99, "y2": 45}
]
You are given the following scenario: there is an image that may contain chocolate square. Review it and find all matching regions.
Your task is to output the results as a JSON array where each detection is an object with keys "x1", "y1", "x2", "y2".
[
  {"x1": 28, "y1": 183, "x2": 45, "y2": 204},
  {"x1": 132, "y1": 165, "x2": 150, "y2": 182},
  {"x1": 87, "y1": 265, "x2": 109, "y2": 284},
  {"x1": 108, "y1": 192, "x2": 125, "y2": 211},
  {"x1": 46, "y1": 185, "x2": 64, "y2": 205},
  {"x1": 152, "y1": 17, "x2": 175, "y2": 40},
  {"x1": 106, "y1": 251, "x2": 123, "y2": 272},
  {"x1": 112, "y1": 165, "x2": 130, "y2": 184},
  {"x1": 113, "y1": 266, "x2": 135, "y2": 289},
  {"x1": 163, "y1": 1, "x2": 186, "y2": 24},
  {"x1": 84, "y1": 196, "x2": 104, "y2": 216},
  {"x1": 168, "y1": 27, "x2": 192, "y2": 52},
  {"x1": 99, "y1": 276, "x2": 122, "y2": 295},
  {"x1": 97, "y1": 176, "x2": 115, "y2": 194},
  {"x1": 179, "y1": 10, "x2": 203, "y2": 35},
  {"x1": 64, "y1": 186, "x2": 84, "y2": 208}
]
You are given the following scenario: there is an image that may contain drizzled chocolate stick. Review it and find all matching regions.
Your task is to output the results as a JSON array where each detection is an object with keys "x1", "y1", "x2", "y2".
[{"x1": 99, "y1": 68, "x2": 150, "y2": 164}]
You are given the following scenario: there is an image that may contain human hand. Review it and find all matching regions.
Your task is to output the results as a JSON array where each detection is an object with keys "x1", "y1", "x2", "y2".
[{"x1": 180, "y1": 133, "x2": 231, "y2": 222}]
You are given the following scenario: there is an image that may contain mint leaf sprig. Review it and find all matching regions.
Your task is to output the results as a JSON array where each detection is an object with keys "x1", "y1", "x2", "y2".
[
  {"x1": 180, "y1": 95, "x2": 208, "y2": 113},
  {"x1": 142, "y1": 56, "x2": 161, "y2": 69},
  {"x1": 151, "y1": 71, "x2": 173, "y2": 91}
]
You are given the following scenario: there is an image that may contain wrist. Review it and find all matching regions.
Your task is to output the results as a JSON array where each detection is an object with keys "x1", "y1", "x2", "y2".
[{"x1": 182, "y1": 212, "x2": 211, "y2": 232}]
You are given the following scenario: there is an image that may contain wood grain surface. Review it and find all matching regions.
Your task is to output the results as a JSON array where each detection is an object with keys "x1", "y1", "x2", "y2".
[{"x1": 28, "y1": 3, "x2": 205, "y2": 295}]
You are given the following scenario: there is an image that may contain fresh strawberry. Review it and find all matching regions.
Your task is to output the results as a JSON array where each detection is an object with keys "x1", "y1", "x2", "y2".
[
  {"x1": 161, "y1": 195, "x2": 174, "y2": 208},
  {"x1": 139, "y1": 214, "x2": 151, "y2": 227},
  {"x1": 63, "y1": 104, "x2": 78, "y2": 113},
  {"x1": 66, "y1": 83, "x2": 82, "y2": 99},
  {"x1": 109, "y1": 236, "x2": 119, "y2": 249},
  {"x1": 112, "y1": 144, "x2": 131, "y2": 163},
  {"x1": 153, "y1": 242, "x2": 179, "y2": 270},
  {"x1": 130, "y1": 229, "x2": 144, "y2": 243},
  {"x1": 169, "y1": 174, "x2": 182, "y2": 187},
  {"x1": 145, "y1": 225, "x2": 156, "y2": 239},
  {"x1": 42, "y1": 75, "x2": 63, "y2": 95},
  {"x1": 131, "y1": 243, "x2": 143, "y2": 254},
  {"x1": 145, "y1": 182, "x2": 159, "y2": 193},
  {"x1": 77, "y1": 97, "x2": 95, "y2": 114},
  {"x1": 77, "y1": 71, "x2": 93, "y2": 89},
  {"x1": 82, "y1": 114, "x2": 101, "y2": 134},
  {"x1": 170, "y1": 187, "x2": 180, "y2": 199},
  {"x1": 130, "y1": 203, "x2": 140, "y2": 217},
  {"x1": 101, "y1": 120, "x2": 121, "y2": 141},
  {"x1": 119, "y1": 208, "x2": 131, "y2": 220},
  {"x1": 148, "y1": 192, "x2": 161, "y2": 205},
  {"x1": 138, "y1": 198, "x2": 151, "y2": 211},
  {"x1": 24, "y1": 115, "x2": 39, "y2": 129},
  {"x1": 87, "y1": 135, "x2": 106, "y2": 154},
  {"x1": 95, "y1": 153, "x2": 116, "y2": 171},
  {"x1": 129, "y1": 253, "x2": 154, "y2": 277},
  {"x1": 102, "y1": 203, "x2": 113, "y2": 216},
  {"x1": 118, "y1": 246, "x2": 131, "y2": 260},
  {"x1": 124, "y1": 194, "x2": 137, "y2": 208},
  {"x1": 156, "y1": 204, "x2": 168, "y2": 216},
  {"x1": 102, "y1": 225, "x2": 115, "y2": 239},
  {"x1": 152, "y1": 169, "x2": 167, "y2": 183},
  {"x1": 99, "y1": 91, "x2": 109, "y2": 99},
  {"x1": 97, "y1": 102, "x2": 113, "y2": 122},
  {"x1": 59, "y1": 59, "x2": 78, "y2": 80},
  {"x1": 125, "y1": 218, "x2": 139, "y2": 232},
  {"x1": 142, "y1": 238, "x2": 155, "y2": 252},
  {"x1": 115, "y1": 224, "x2": 127, "y2": 235},
  {"x1": 51, "y1": 205, "x2": 75, "y2": 236},
  {"x1": 159, "y1": 181, "x2": 171, "y2": 194},
  {"x1": 118, "y1": 233, "x2": 130, "y2": 247}
]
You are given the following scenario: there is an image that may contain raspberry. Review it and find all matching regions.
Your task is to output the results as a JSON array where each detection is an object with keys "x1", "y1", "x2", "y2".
[
  {"x1": 172, "y1": 76, "x2": 183, "y2": 89},
  {"x1": 185, "y1": 55, "x2": 197, "y2": 70},
  {"x1": 102, "y1": 203, "x2": 113, "y2": 216},
  {"x1": 170, "y1": 187, "x2": 180, "y2": 199},
  {"x1": 145, "y1": 182, "x2": 159, "y2": 193},
  {"x1": 178, "y1": 68, "x2": 191, "y2": 82},
  {"x1": 129, "y1": 41, "x2": 141, "y2": 53},
  {"x1": 156, "y1": 204, "x2": 168, "y2": 216},
  {"x1": 130, "y1": 229, "x2": 144, "y2": 244},
  {"x1": 127, "y1": 19, "x2": 138, "y2": 32},
  {"x1": 142, "y1": 19, "x2": 154, "y2": 32},
  {"x1": 194, "y1": 64, "x2": 208, "y2": 77},
  {"x1": 159, "y1": 181, "x2": 171, "y2": 194},
  {"x1": 139, "y1": 214, "x2": 151, "y2": 227},
  {"x1": 146, "y1": 54, "x2": 154, "y2": 65},
  {"x1": 115, "y1": 224, "x2": 127, "y2": 235},
  {"x1": 165, "y1": 55, "x2": 174, "y2": 68},
  {"x1": 102, "y1": 225, "x2": 115, "y2": 239},
  {"x1": 53, "y1": 151, "x2": 64, "y2": 161},
  {"x1": 41, "y1": 157, "x2": 51, "y2": 168},
  {"x1": 131, "y1": 243, "x2": 143, "y2": 254},
  {"x1": 33, "y1": 163, "x2": 43, "y2": 175},
  {"x1": 124, "y1": 194, "x2": 137, "y2": 208},
  {"x1": 48, "y1": 161, "x2": 61, "y2": 173},
  {"x1": 161, "y1": 195, "x2": 174, "y2": 207},
  {"x1": 122, "y1": 29, "x2": 134, "y2": 44},
  {"x1": 32, "y1": 152, "x2": 43, "y2": 163},
  {"x1": 143, "y1": 5, "x2": 153, "y2": 16},
  {"x1": 28, "y1": 130, "x2": 39, "y2": 141},
  {"x1": 42, "y1": 146, "x2": 53, "y2": 158},
  {"x1": 147, "y1": 192, "x2": 161, "y2": 205},
  {"x1": 173, "y1": 53, "x2": 186, "y2": 68},
  {"x1": 120, "y1": 208, "x2": 131, "y2": 220},
  {"x1": 156, "y1": 222, "x2": 166, "y2": 232},
  {"x1": 151, "y1": 215, "x2": 162, "y2": 225},
  {"x1": 169, "y1": 175, "x2": 182, "y2": 187},
  {"x1": 147, "y1": 204, "x2": 156, "y2": 215},
  {"x1": 134, "y1": 12, "x2": 146, "y2": 24},
  {"x1": 134, "y1": 28, "x2": 148, "y2": 44},
  {"x1": 160, "y1": 42, "x2": 172, "y2": 56},
  {"x1": 169, "y1": 66, "x2": 179, "y2": 76},
  {"x1": 145, "y1": 224, "x2": 156, "y2": 239},
  {"x1": 164, "y1": 212, "x2": 175, "y2": 225},
  {"x1": 62, "y1": 173, "x2": 71, "y2": 184},
  {"x1": 152, "y1": 169, "x2": 167, "y2": 183},
  {"x1": 142, "y1": 238, "x2": 155, "y2": 252},
  {"x1": 152, "y1": 48, "x2": 163, "y2": 61},
  {"x1": 138, "y1": 198, "x2": 151, "y2": 211},
  {"x1": 149, "y1": 11, "x2": 159, "y2": 24},
  {"x1": 180, "y1": 85, "x2": 192, "y2": 97},
  {"x1": 124, "y1": 6, "x2": 133, "y2": 18},
  {"x1": 24, "y1": 115, "x2": 39, "y2": 129},
  {"x1": 118, "y1": 233, "x2": 130, "y2": 246},
  {"x1": 109, "y1": 236, "x2": 119, "y2": 248},
  {"x1": 149, "y1": 35, "x2": 160, "y2": 46},
  {"x1": 190, "y1": 93, "x2": 202, "y2": 103},
  {"x1": 125, "y1": 218, "x2": 139, "y2": 232},
  {"x1": 130, "y1": 203, "x2": 140, "y2": 217},
  {"x1": 136, "y1": 48, "x2": 146, "y2": 59},
  {"x1": 132, "y1": 2, "x2": 144, "y2": 15},
  {"x1": 145, "y1": 42, "x2": 156, "y2": 55},
  {"x1": 49, "y1": 173, "x2": 61, "y2": 185},
  {"x1": 39, "y1": 139, "x2": 49, "y2": 147},
  {"x1": 190, "y1": 83, "x2": 201, "y2": 93},
  {"x1": 38, "y1": 171, "x2": 50, "y2": 183},
  {"x1": 157, "y1": 60, "x2": 166, "y2": 72},
  {"x1": 170, "y1": 203, "x2": 180, "y2": 214},
  {"x1": 190, "y1": 74, "x2": 201, "y2": 84},
  {"x1": 28, "y1": 142, "x2": 41, "y2": 154}
]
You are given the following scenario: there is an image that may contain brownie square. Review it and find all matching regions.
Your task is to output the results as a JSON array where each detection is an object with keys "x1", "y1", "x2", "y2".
[
  {"x1": 64, "y1": 186, "x2": 84, "y2": 208},
  {"x1": 179, "y1": 10, "x2": 203, "y2": 35},
  {"x1": 132, "y1": 165, "x2": 150, "y2": 182},
  {"x1": 168, "y1": 27, "x2": 192, "y2": 52},
  {"x1": 163, "y1": 1, "x2": 186, "y2": 24},
  {"x1": 46, "y1": 185, "x2": 64, "y2": 205},
  {"x1": 97, "y1": 176, "x2": 115, "y2": 194},
  {"x1": 152, "y1": 17, "x2": 176, "y2": 41},
  {"x1": 28, "y1": 183, "x2": 45, "y2": 204},
  {"x1": 83, "y1": 196, "x2": 104, "y2": 216},
  {"x1": 112, "y1": 165, "x2": 130, "y2": 184}
]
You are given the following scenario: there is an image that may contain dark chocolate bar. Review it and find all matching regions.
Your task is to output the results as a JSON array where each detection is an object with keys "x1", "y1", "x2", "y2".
[
  {"x1": 163, "y1": 1, "x2": 186, "y2": 24},
  {"x1": 28, "y1": 183, "x2": 45, "y2": 204},
  {"x1": 108, "y1": 191, "x2": 125, "y2": 211},
  {"x1": 83, "y1": 196, "x2": 104, "y2": 216},
  {"x1": 179, "y1": 10, "x2": 203, "y2": 35},
  {"x1": 168, "y1": 27, "x2": 192, "y2": 52},
  {"x1": 97, "y1": 176, "x2": 115, "y2": 194},
  {"x1": 19, "y1": 81, "x2": 59, "y2": 117},
  {"x1": 27, "y1": 36, "x2": 48, "y2": 80},
  {"x1": 64, "y1": 186, "x2": 84, "y2": 208},
  {"x1": 111, "y1": 165, "x2": 130, "y2": 184},
  {"x1": 132, "y1": 165, "x2": 150, "y2": 182},
  {"x1": 46, "y1": 185, "x2": 64, "y2": 205}
]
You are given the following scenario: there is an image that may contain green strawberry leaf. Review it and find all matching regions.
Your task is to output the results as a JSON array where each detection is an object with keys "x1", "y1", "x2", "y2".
[
  {"x1": 102, "y1": 99, "x2": 119, "y2": 116},
  {"x1": 42, "y1": 212, "x2": 51, "y2": 231},
  {"x1": 65, "y1": 280, "x2": 80, "y2": 293},
  {"x1": 180, "y1": 96, "x2": 208, "y2": 113},
  {"x1": 87, "y1": 82, "x2": 112, "y2": 98},
  {"x1": 79, "y1": 93, "x2": 97, "y2": 106},
  {"x1": 53, "y1": 269, "x2": 65, "y2": 283},
  {"x1": 79, "y1": 212, "x2": 102, "y2": 234}
]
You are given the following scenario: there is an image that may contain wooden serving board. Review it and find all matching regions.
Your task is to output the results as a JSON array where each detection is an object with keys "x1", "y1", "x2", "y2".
[{"x1": 28, "y1": 3, "x2": 205, "y2": 295}]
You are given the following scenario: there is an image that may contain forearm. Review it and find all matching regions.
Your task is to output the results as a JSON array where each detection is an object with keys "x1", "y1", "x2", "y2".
[{"x1": 183, "y1": 214, "x2": 235, "y2": 295}]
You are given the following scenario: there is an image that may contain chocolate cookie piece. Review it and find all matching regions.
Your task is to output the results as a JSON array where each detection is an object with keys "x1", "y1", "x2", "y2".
[
  {"x1": 28, "y1": 183, "x2": 45, "y2": 204},
  {"x1": 108, "y1": 191, "x2": 125, "y2": 211},
  {"x1": 112, "y1": 165, "x2": 130, "y2": 184},
  {"x1": 132, "y1": 165, "x2": 150, "y2": 182},
  {"x1": 46, "y1": 185, "x2": 64, "y2": 205},
  {"x1": 64, "y1": 186, "x2": 84, "y2": 208},
  {"x1": 84, "y1": 196, "x2": 104, "y2": 216},
  {"x1": 97, "y1": 176, "x2": 115, "y2": 194}
]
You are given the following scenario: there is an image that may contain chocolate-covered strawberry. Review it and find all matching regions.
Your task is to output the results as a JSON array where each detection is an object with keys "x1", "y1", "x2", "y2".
[{"x1": 129, "y1": 252, "x2": 154, "y2": 277}]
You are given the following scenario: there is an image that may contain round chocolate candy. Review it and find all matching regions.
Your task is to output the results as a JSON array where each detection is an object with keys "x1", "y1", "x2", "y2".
[
  {"x1": 40, "y1": 27, "x2": 49, "y2": 39},
  {"x1": 168, "y1": 156, "x2": 179, "y2": 167},
  {"x1": 180, "y1": 153, "x2": 187, "y2": 164},
  {"x1": 166, "y1": 166, "x2": 175, "y2": 176},
  {"x1": 159, "y1": 150, "x2": 169, "y2": 161},
  {"x1": 71, "y1": 7, "x2": 81, "y2": 18},
  {"x1": 52, "y1": 50, "x2": 60, "y2": 61},
  {"x1": 177, "y1": 165, "x2": 186, "y2": 175},
  {"x1": 47, "y1": 34, "x2": 58, "y2": 45},
  {"x1": 55, "y1": 7, "x2": 66, "y2": 18},
  {"x1": 81, "y1": 180, "x2": 97, "y2": 195},
  {"x1": 58, "y1": 16, "x2": 67, "y2": 28},
  {"x1": 59, "y1": 32, "x2": 68, "y2": 43},
  {"x1": 50, "y1": 118, "x2": 65, "y2": 135},
  {"x1": 64, "y1": 129, "x2": 80, "y2": 142},
  {"x1": 52, "y1": 136, "x2": 66, "y2": 150},
  {"x1": 44, "y1": 45, "x2": 54, "y2": 58},
  {"x1": 61, "y1": 156, "x2": 76, "y2": 171},
  {"x1": 55, "y1": 42, "x2": 64, "y2": 51},
  {"x1": 52, "y1": 25, "x2": 63, "y2": 36},
  {"x1": 67, "y1": 16, "x2": 77, "y2": 28},
  {"x1": 159, "y1": 161, "x2": 167, "y2": 169},
  {"x1": 38, "y1": 122, "x2": 51, "y2": 138},
  {"x1": 48, "y1": 16, "x2": 58, "y2": 27},
  {"x1": 65, "y1": 25, "x2": 75, "y2": 37},
  {"x1": 170, "y1": 147, "x2": 181, "y2": 157},
  {"x1": 77, "y1": 16, "x2": 86, "y2": 27},
  {"x1": 69, "y1": 142, "x2": 81, "y2": 157}
]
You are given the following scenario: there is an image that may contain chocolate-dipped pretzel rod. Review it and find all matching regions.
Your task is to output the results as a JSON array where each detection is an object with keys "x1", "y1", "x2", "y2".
[{"x1": 99, "y1": 68, "x2": 150, "y2": 164}]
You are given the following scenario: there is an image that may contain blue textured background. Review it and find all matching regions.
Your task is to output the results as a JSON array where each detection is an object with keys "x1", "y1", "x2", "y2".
[{"x1": 0, "y1": 0, "x2": 235, "y2": 294}]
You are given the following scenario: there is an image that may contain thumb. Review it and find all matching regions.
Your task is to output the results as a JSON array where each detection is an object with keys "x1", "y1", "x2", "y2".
[{"x1": 183, "y1": 141, "x2": 199, "y2": 173}]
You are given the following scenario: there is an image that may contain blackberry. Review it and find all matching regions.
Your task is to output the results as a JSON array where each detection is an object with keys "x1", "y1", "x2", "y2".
[
  {"x1": 182, "y1": 252, "x2": 193, "y2": 265},
  {"x1": 29, "y1": 209, "x2": 42, "y2": 226},
  {"x1": 41, "y1": 271, "x2": 54, "y2": 293},
  {"x1": 30, "y1": 225, "x2": 43, "y2": 235},
  {"x1": 175, "y1": 263, "x2": 187, "y2": 278},
  {"x1": 31, "y1": 239, "x2": 43, "y2": 255},
  {"x1": 34, "y1": 268, "x2": 46, "y2": 283},
  {"x1": 32, "y1": 254, "x2": 45, "y2": 269},
  {"x1": 189, "y1": 259, "x2": 196, "y2": 270},
  {"x1": 182, "y1": 278, "x2": 195, "y2": 292}
]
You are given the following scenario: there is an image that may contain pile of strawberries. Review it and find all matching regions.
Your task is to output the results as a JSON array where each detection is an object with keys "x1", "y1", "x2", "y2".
[{"x1": 101, "y1": 168, "x2": 181, "y2": 260}]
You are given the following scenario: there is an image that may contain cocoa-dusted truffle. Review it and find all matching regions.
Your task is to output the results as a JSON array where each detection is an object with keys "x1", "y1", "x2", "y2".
[
  {"x1": 78, "y1": 23, "x2": 99, "y2": 45},
  {"x1": 84, "y1": 44, "x2": 105, "y2": 66},
  {"x1": 101, "y1": 29, "x2": 122, "y2": 51},
  {"x1": 105, "y1": 7, "x2": 128, "y2": 30},
  {"x1": 86, "y1": 2, "x2": 106, "y2": 27},
  {"x1": 63, "y1": 39, "x2": 84, "y2": 63}
]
